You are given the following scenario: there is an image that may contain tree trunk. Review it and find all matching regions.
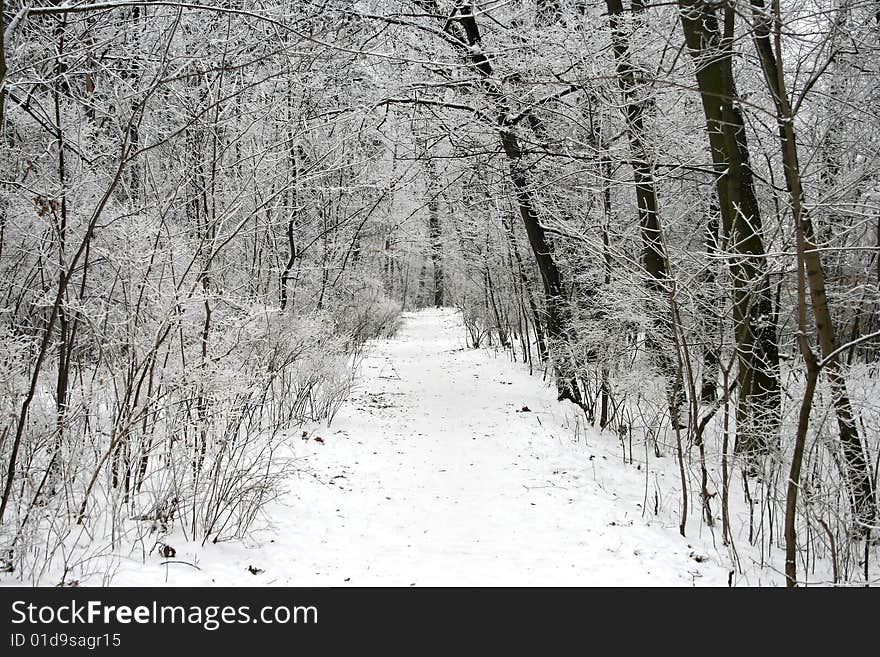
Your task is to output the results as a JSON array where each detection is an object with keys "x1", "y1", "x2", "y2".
[
  {"x1": 503, "y1": 215, "x2": 547, "y2": 363},
  {"x1": 418, "y1": 0, "x2": 581, "y2": 404},
  {"x1": 699, "y1": 205, "x2": 721, "y2": 403},
  {"x1": 0, "y1": 0, "x2": 7, "y2": 133},
  {"x1": 280, "y1": 144, "x2": 302, "y2": 311},
  {"x1": 749, "y1": 0, "x2": 875, "y2": 529},
  {"x1": 425, "y1": 157, "x2": 445, "y2": 306},
  {"x1": 499, "y1": 129, "x2": 580, "y2": 402},
  {"x1": 678, "y1": 0, "x2": 781, "y2": 459},
  {"x1": 606, "y1": 0, "x2": 682, "y2": 426}
]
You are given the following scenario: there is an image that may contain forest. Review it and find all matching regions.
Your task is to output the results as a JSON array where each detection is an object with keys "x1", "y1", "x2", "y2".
[{"x1": 0, "y1": 0, "x2": 878, "y2": 587}]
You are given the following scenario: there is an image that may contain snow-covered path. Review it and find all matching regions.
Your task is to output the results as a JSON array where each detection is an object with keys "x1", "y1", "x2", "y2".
[{"x1": 116, "y1": 309, "x2": 732, "y2": 586}]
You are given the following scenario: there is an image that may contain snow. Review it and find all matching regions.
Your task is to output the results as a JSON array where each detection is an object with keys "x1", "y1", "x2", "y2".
[{"x1": 90, "y1": 309, "x2": 738, "y2": 586}]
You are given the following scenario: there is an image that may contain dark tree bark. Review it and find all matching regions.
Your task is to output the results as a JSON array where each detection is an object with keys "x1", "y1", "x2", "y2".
[
  {"x1": 0, "y1": 1, "x2": 7, "y2": 133},
  {"x1": 678, "y1": 0, "x2": 781, "y2": 458},
  {"x1": 280, "y1": 144, "x2": 305, "y2": 311},
  {"x1": 699, "y1": 204, "x2": 721, "y2": 404},
  {"x1": 48, "y1": 15, "x2": 73, "y2": 497},
  {"x1": 600, "y1": 155, "x2": 613, "y2": 429},
  {"x1": 417, "y1": 0, "x2": 582, "y2": 403},
  {"x1": 425, "y1": 157, "x2": 445, "y2": 306},
  {"x1": 748, "y1": 0, "x2": 875, "y2": 530},
  {"x1": 606, "y1": 0, "x2": 682, "y2": 426},
  {"x1": 502, "y1": 215, "x2": 547, "y2": 363},
  {"x1": 124, "y1": 5, "x2": 142, "y2": 202}
]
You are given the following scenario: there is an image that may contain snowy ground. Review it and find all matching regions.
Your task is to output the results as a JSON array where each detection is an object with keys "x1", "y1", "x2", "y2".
[{"x1": 92, "y1": 308, "x2": 748, "y2": 587}]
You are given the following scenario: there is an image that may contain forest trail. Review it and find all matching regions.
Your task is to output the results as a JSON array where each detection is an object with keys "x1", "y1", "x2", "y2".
[{"x1": 116, "y1": 309, "x2": 732, "y2": 586}]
